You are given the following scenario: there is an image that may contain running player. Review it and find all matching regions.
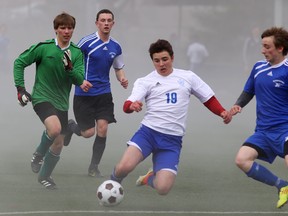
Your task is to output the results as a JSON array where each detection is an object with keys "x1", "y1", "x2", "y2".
[
  {"x1": 64, "y1": 9, "x2": 128, "y2": 177},
  {"x1": 230, "y1": 27, "x2": 288, "y2": 208},
  {"x1": 14, "y1": 12, "x2": 92, "y2": 189},
  {"x1": 110, "y1": 39, "x2": 232, "y2": 195}
]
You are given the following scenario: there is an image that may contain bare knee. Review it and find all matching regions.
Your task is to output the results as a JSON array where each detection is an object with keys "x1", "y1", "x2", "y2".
[
  {"x1": 81, "y1": 128, "x2": 95, "y2": 138},
  {"x1": 156, "y1": 184, "x2": 172, "y2": 195}
]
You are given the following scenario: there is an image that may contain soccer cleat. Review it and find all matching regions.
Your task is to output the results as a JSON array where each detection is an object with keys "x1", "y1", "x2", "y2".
[
  {"x1": 88, "y1": 164, "x2": 104, "y2": 178},
  {"x1": 31, "y1": 152, "x2": 43, "y2": 173},
  {"x1": 136, "y1": 168, "x2": 154, "y2": 186},
  {"x1": 63, "y1": 119, "x2": 76, "y2": 146},
  {"x1": 277, "y1": 185, "x2": 288, "y2": 208},
  {"x1": 38, "y1": 176, "x2": 57, "y2": 190}
]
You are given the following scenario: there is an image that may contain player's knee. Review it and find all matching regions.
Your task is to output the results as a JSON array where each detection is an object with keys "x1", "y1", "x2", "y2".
[
  {"x1": 235, "y1": 154, "x2": 247, "y2": 170},
  {"x1": 81, "y1": 129, "x2": 95, "y2": 138},
  {"x1": 47, "y1": 127, "x2": 61, "y2": 139},
  {"x1": 156, "y1": 184, "x2": 172, "y2": 196}
]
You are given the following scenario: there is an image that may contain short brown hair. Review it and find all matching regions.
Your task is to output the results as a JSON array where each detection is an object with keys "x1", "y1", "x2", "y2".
[
  {"x1": 149, "y1": 39, "x2": 174, "y2": 60},
  {"x1": 53, "y1": 12, "x2": 76, "y2": 30}
]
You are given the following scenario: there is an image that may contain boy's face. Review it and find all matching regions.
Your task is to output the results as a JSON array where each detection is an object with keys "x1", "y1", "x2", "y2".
[
  {"x1": 261, "y1": 36, "x2": 284, "y2": 65},
  {"x1": 55, "y1": 25, "x2": 74, "y2": 44},
  {"x1": 96, "y1": 13, "x2": 114, "y2": 35},
  {"x1": 152, "y1": 51, "x2": 174, "y2": 76}
]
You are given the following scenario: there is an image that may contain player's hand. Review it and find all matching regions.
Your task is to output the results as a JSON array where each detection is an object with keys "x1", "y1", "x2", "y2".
[
  {"x1": 230, "y1": 105, "x2": 242, "y2": 116},
  {"x1": 220, "y1": 110, "x2": 232, "y2": 124},
  {"x1": 63, "y1": 49, "x2": 73, "y2": 72},
  {"x1": 80, "y1": 80, "x2": 93, "y2": 92},
  {"x1": 120, "y1": 78, "x2": 128, "y2": 89},
  {"x1": 130, "y1": 101, "x2": 143, "y2": 112},
  {"x1": 17, "y1": 86, "x2": 32, "y2": 107}
]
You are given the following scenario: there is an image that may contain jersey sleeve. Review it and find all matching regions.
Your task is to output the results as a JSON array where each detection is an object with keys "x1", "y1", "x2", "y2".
[
  {"x1": 14, "y1": 44, "x2": 42, "y2": 87},
  {"x1": 190, "y1": 72, "x2": 215, "y2": 103},
  {"x1": 127, "y1": 78, "x2": 147, "y2": 102},
  {"x1": 113, "y1": 54, "x2": 125, "y2": 70}
]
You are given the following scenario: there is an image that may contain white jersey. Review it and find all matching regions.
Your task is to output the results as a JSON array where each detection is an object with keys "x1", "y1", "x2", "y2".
[{"x1": 127, "y1": 68, "x2": 214, "y2": 136}]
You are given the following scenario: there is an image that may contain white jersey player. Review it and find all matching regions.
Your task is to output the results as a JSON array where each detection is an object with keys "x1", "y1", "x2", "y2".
[{"x1": 110, "y1": 39, "x2": 232, "y2": 195}]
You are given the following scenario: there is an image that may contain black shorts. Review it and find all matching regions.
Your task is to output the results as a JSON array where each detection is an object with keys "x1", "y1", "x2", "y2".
[
  {"x1": 73, "y1": 93, "x2": 116, "y2": 131},
  {"x1": 33, "y1": 102, "x2": 68, "y2": 134}
]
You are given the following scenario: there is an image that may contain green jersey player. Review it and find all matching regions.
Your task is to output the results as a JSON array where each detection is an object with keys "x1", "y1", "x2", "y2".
[{"x1": 13, "y1": 12, "x2": 92, "y2": 189}]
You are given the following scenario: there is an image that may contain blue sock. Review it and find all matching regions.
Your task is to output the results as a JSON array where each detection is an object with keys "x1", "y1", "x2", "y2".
[
  {"x1": 246, "y1": 162, "x2": 288, "y2": 190},
  {"x1": 147, "y1": 175, "x2": 154, "y2": 188},
  {"x1": 110, "y1": 168, "x2": 125, "y2": 184}
]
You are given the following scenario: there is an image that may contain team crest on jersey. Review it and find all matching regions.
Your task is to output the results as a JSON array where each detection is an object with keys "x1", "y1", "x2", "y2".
[
  {"x1": 109, "y1": 52, "x2": 116, "y2": 59},
  {"x1": 177, "y1": 78, "x2": 185, "y2": 87},
  {"x1": 273, "y1": 79, "x2": 285, "y2": 87}
]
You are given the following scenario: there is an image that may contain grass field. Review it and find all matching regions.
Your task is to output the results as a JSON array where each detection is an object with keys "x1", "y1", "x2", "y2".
[{"x1": 1, "y1": 72, "x2": 288, "y2": 216}]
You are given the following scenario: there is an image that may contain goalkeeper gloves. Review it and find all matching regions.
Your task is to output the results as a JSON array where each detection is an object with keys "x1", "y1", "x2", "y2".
[
  {"x1": 17, "y1": 86, "x2": 32, "y2": 107},
  {"x1": 63, "y1": 49, "x2": 73, "y2": 72}
]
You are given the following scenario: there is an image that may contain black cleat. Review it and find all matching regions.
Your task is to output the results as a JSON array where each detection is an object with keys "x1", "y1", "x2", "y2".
[
  {"x1": 31, "y1": 152, "x2": 43, "y2": 173},
  {"x1": 88, "y1": 164, "x2": 104, "y2": 178},
  {"x1": 38, "y1": 176, "x2": 57, "y2": 190}
]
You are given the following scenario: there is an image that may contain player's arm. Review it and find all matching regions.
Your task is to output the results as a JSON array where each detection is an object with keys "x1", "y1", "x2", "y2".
[
  {"x1": 65, "y1": 49, "x2": 92, "y2": 92},
  {"x1": 115, "y1": 68, "x2": 128, "y2": 89},
  {"x1": 230, "y1": 91, "x2": 254, "y2": 116},
  {"x1": 14, "y1": 44, "x2": 40, "y2": 106},
  {"x1": 203, "y1": 96, "x2": 232, "y2": 124},
  {"x1": 123, "y1": 100, "x2": 143, "y2": 113}
]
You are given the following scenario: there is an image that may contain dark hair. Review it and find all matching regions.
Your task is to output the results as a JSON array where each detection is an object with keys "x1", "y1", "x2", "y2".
[
  {"x1": 53, "y1": 12, "x2": 76, "y2": 29},
  {"x1": 149, "y1": 39, "x2": 174, "y2": 59},
  {"x1": 96, "y1": 9, "x2": 114, "y2": 21},
  {"x1": 261, "y1": 27, "x2": 288, "y2": 56}
]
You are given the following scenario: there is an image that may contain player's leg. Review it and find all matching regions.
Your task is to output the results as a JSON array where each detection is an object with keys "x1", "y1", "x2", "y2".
[
  {"x1": 31, "y1": 103, "x2": 60, "y2": 173},
  {"x1": 88, "y1": 119, "x2": 108, "y2": 177},
  {"x1": 111, "y1": 145, "x2": 143, "y2": 183},
  {"x1": 88, "y1": 93, "x2": 116, "y2": 177},
  {"x1": 64, "y1": 95, "x2": 96, "y2": 146},
  {"x1": 277, "y1": 141, "x2": 288, "y2": 208},
  {"x1": 136, "y1": 130, "x2": 182, "y2": 195},
  {"x1": 236, "y1": 145, "x2": 288, "y2": 189},
  {"x1": 37, "y1": 108, "x2": 67, "y2": 190},
  {"x1": 153, "y1": 170, "x2": 176, "y2": 195}
]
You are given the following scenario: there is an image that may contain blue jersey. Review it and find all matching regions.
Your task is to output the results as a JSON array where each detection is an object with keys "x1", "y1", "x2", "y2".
[
  {"x1": 75, "y1": 32, "x2": 124, "y2": 96},
  {"x1": 244, "y1": 59, "x2": 288, "y2": 131}
]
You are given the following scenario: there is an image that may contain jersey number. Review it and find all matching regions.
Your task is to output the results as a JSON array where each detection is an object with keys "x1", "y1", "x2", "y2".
[{"x1": 166, "y1": 92, "x2": 177, "y2": 104}]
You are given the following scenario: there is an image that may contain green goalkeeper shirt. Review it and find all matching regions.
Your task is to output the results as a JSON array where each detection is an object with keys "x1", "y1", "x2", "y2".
[{"x1": 14, "y1": 39, "x2": 84, "y2": 111}]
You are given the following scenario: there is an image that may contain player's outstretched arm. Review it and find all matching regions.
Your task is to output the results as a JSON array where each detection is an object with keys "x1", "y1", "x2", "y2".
[
  {"x1": 123, "y1": 100, "x2": 143, "y2": 113},
  {"x1": 220, "y1": 110, "x2": 232, "y2": 124}
]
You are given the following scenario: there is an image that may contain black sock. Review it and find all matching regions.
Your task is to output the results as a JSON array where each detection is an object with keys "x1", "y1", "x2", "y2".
[{"x1": 91, "y1": 135, "x2": 106, "y2": 165}]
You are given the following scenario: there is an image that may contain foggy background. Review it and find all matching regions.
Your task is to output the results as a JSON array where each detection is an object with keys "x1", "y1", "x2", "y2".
[{"x1": 1, "y1": 0, "x2": 288, "y2": 213}]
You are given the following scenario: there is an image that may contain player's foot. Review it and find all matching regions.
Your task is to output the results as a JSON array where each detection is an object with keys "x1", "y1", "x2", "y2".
[
  {"x1": 63, "y1": 119, "x2": 76, "y2": 146},
  {"x1": 31, "y1": 152, "x2": 43, "y2": 173},
  {"x1": 136, "y1": 168, "x2": 154, "y2": 186},
  {"x1": 277, "y1": 185, "x2": 288, "y2": 208},
  {"x1": 38, "y1": 176, "x2": 57, "y2": 190},
  {"x1": 88, "y1": 164, "x2": 104, "y2": 178}
]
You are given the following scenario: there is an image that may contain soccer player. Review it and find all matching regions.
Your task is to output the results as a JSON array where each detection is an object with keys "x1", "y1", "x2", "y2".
[
  {"x1": 230, "y1": 27, "x2": 288, "y2": 208},
  {"x1": 64, "y1": 9, "x2": 128, "y2": 177},
  {"x1": 110, "y1": 39, "x2": 232, "y2": 195},
  {"x1": 14, "y1": 12, "x2": 92, "y2": 189}
]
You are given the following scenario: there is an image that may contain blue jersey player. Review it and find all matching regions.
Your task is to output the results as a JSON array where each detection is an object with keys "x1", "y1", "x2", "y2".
[
  {"x1": 64, "y1": 9, "x2": 128, "y2": 177},
  {"x1": 230, "y1": 27, "x2": 288, "y2": 208}
]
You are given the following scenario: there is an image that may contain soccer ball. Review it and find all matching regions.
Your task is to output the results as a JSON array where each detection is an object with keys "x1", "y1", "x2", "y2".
[{"x1": 97, "y1": 180, "x2": 124, "y2": 207}]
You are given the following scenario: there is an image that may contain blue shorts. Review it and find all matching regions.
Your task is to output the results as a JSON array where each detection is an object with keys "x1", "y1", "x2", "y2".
[
  {"x1": 127, "y1": 124, "x2": 182, "y2": 174},
  {"x1": 245, "y1": 129, "x2": 288, "y2": 163}
]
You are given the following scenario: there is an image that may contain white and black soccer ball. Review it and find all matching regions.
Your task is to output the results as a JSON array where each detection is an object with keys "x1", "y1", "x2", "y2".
[{"x1": 97, "y1": 180, "x2": 124, "y2": 207}]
